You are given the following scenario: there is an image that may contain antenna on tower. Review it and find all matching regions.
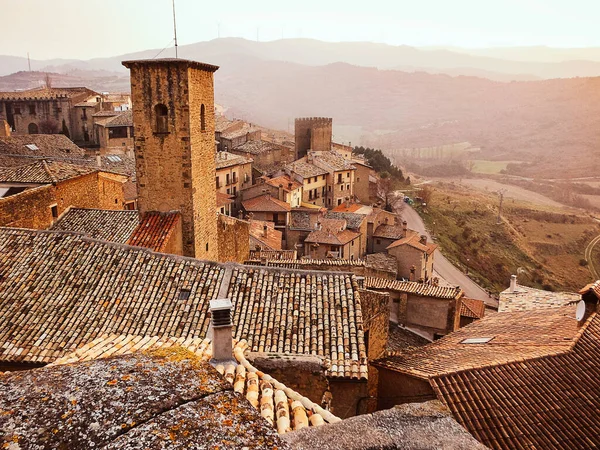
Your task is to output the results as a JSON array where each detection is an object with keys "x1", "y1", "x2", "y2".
[
  {"x1": 27, "y1": 52, "x2": 31, "y2": 72},
  {"x1": 172, "y1": 0, "x2": 178, "y2": 58}
]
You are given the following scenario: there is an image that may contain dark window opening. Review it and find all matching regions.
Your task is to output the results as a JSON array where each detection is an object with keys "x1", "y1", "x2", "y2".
[
  {"x1": 154, "y1": 103, "x2": 169, "y2": 133},
  {"x1": 82, "y1": 108, "x2": 87, "y2": 120},
  {"x1": 179, "y1": 289, "x2": 191, "y2": 300},
  {"x1": 51, "y1": 205, "x2": 58, "y2": 219},
  {"x1": 200, "y1": 104, "x2": 206, "y2": 131},
  {"x1": 109, "y1": 127, "x2": 128, "y2": 139},
  {"x1": 14, "y1": 106, "x2": 21, "y2": 115},
  {"x1": 115, "y1": 198, "x2": 118, "y2": 204},
  {"x1": 29, "y1": 104, "x2": 36, "y2": 115},
  {"x1": 206, "y1": 243, "x2": 209, "y2": 252},
  {"x1": 28, "y1": 123, "x2": 38, "y2": 134}
]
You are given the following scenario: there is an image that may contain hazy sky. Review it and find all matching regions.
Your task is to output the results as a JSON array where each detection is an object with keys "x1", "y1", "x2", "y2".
[{"x1": 2, "y1": 0, "x2": 599, "y2": 60}]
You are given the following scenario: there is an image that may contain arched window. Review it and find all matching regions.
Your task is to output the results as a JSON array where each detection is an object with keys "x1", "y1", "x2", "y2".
[
  {"x1": 200, "y1": 104, "x2": 206, "y2": 132},
  {"x1": 154, "y1": 104, "x2": 168, "y2": 133},
  {"x1": 28, "y1": 123, "x2": 39, "y2": 134}
]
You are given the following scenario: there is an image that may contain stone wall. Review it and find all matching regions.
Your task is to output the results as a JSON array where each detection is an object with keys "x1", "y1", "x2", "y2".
[
  {"x1": 97, "y1": 173, "x2": 126, "y2": 209},
  {"x1": 359, "y1": 288, "x2": 391, "y2": 413},
  {"x1": 376, "y1": 368, "x2": 436, "y2": 410},
  {"x1": 294, "y1": 117, "x2": 332, "y2": 159},
  {"x1": 352, "y1": 162, "x2": 371, "y2": 204},
  {"x1": 387, "y1": 244, "x2": 425, "y2": 280},
  {"x1": 217, "y1": 214, "x2": 250, "y2": 262},
  {"x1": 0, "y1": 184, "x2": 56, "y2": 229},
  {"x1": 125, "y1": 60, "x2": 218, "y2": 260}
]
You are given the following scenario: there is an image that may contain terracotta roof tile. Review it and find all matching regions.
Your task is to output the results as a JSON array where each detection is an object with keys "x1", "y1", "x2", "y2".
[
  {"x1": 365, "y1": 277, "x2": 462, "y2": 299},
  {"x1": 51, "y1": 208, "x2": 139, "y2": 243},
  {"x1": 51, "y1": 335, "x2": 340, "y2": 435},
  {"x1": 0, "y1": 228, "x2": 366, "y2": 380},
  {"x1": 248, "y1": 249, "x2": 298, "y2": 260},
  {"x1": 459, "y1": 298, "x2": 486, "y2": 319},
  {"x1": 373, "y1": 224, "x2": 407, "y2": 240},
  {"x1": 234, "y1": 140, "x2": 286, "y2": 155},
  {"x1": 249, "y1": 220, "x2": 283, "y2": 250},
  {"x1": 127, "y1": 211, "x2": 181, "y2": 252},
  {"x1": 265, "y1": 175, "x2": 302, "y2": 192},
  {"x1": 0, "y1": 160, "x2": 96, "y2": 184},
  {"x1": 285, "y1": 160, "x2": 329, "y2": 179},
  {"x1": 215, "y1": 151, "x2": 253, "y2": 169},
  {"x1": 386, "y1": 233, "x2": 438, "y2": 254},
  {"x1": 373, "y1": 305, "x2": 579, "y2": 380},
  {"x1": 0, "y1": 86, "x2": 97, "y2": 101},
  {"x1": 308, "y1": 151, "x2": 356, "y2": 172},
  {"x1": 324, "y1": 211, "x2": 365, "y2": 230},
  {"x1": 243, "y1": 194, "x2": 291, "y2": 212},
  {"x1": 430, "y1": 312, "x2": 600, "y2": 450}
]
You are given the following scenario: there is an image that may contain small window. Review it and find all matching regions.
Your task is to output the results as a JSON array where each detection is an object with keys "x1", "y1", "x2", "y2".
[
  {"x1": 376, "y1": 239, "x2": 381, "y2": 245},
  {"x1": 337, "y1": 199, "x2": 342, "y2": 206},
  {"x1": 179, "y1": 289, "x2": 191, "y2": 300},
  {"x1": 215, "y1": 176, "x2": 220, "y2": 188},
  {"x1": 322, "y1": 175, "x2": 326, "y2": 181},
  {"x1": 200, "y1": 104, "x2": 206, "y2": 131},
  {"x1": 29, "y1": 104, "x2": 36, "y2": 115},
  {"x1": 14, "y1": 106, "x2": 21, "y2": 115},
  {"x1": 28, "y1": 123, "x2": 38, "y2": 134},
  {"x1": 341, "y1": 185, "x2": 344, "y2": 191},
  {"x1": 206, "y1": 243, "x2": 209, "y2": 252},
  {"x1": 357, "y1": 177, "x2": 360, "y2": 182},
  {"x1": 51, "y1": 205, "x2": 58, "y2": 219},
  {"x1": 114, "y1": 198, "x2": 118, "y2": 204},
  {"x1": 347, "y1": 172, "x2": 350, "y2": 178},
  {"x1": 461, "y1": 337, "x2": 494, "y2": 344},
  {"x1": 25, "y1": 144, "x2": 39, "y2": 151},
  {"x1": 154, "y1": 103, "x2": 168, "y2": 133},
  {"x1": 337, "y1": 174, "x2": 342, "y2": 183}
]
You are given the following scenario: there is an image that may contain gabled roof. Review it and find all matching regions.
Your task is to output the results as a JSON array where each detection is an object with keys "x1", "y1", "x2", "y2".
[
  {"x1": 217, "y1": 191, "x2": 234, "y2": 207},
  {"x1": 51, "y1": 335, "x2": 340, "y2": 435},
  {"x1": 365, "y1": 277, "x2": 463, "y2": 300},
  {"x1": 430, "y1": 311, "x2": 600, "y2": 450},
  {"x1": 51, "y1": 208, "x2": 139, "y2": 243},
  {"x1": 460, "y1": 298, "x2": 486, "y2": 319},
  {"x1": 127, "y1": 211, "x2": 181, "y2": 252},
  {"x1": 373, "y1": 305, "x2": 579, "y2": 380},
  {"x1": 0, "y1": 134, "x2": 84, "y2": 160},
  {"x1": 249, "y1": 220, "x2": 283, "y2": 250},
  {"x1": 0, "y1": 86, "x2": 98, "y2": 101},
  {"x1": 97, "y1": 110, "x2": 133, "y2": 128},
  {"x1": 308, "y1": 151, "x2": 356, "y2": 173},
  {"x1": 332, "y1": 202, "x2": 374, "y2": 215},
  {"x1": 233, "y1": 140, "x2": 285, "y2": 155},
  {"x1": 243, "y1": 194, "x2": 291, "y2": 212},
  {"x1": 285, "y1": 160, "x2": 329, "y2": 179},
  {"x1": 373, "y1": 223, "x2": 407, "y2": 240},
  {"x1": 0, "y1": 160, "x2": 96, "y2": 184},
  {"x1": 1, "y1": 348, "x2": 285, "y2": 449},
  {"x1": 304, "y1": 218, "x2": 360, "y2": 246},
  {"x1": 265, "y1": 175, "x2": 302, "y2": 192},
  {"x1": 215, "y1": 151, "x2": 253, "y2": 169},
  {"x1": 0, "y1": 228, "x2": 367, "y2": 379},
  {"x1": 499, "y1": 283, "x2": 580, "y2": 312},
  {"x1": 386, "y1": 232, "x2": 438, "y2": 254},
  {"x1": 324, "y1": 211, "x2": 365, "y2": 230}
]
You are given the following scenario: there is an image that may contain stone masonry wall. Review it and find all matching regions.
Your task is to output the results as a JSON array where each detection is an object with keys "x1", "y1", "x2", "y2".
[
  {"x1": 97, "y1": 173, "x2": 126, "y2": 209},
  {"x1": 0, "y1": 184, "x2": 56, "y2": 229},
  {"x1": 217, "y1": 214, "x2": 250, "y2": 262},
  {"x1": 295, "y1": 117, "x2": 332, "y2": 159}
]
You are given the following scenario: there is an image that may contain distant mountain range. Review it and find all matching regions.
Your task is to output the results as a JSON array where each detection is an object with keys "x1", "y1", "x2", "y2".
[{"x1": 1, "y1": 38, "x2": 599, "y2": 178}]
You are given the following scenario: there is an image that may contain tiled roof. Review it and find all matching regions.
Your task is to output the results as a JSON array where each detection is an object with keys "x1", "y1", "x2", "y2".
[
  {"x1": 304, "y1": 219, "x2": 359, "y2": 246},
  {"x1": 253, "y1": 259, "x2": 368, "y2": 269},
  {"x1": 365, "y1": 277, "x2": 462, "y2": 300},
  {"x1": 221, "y1": 126, "x2": 259, "y2": 140},
  {"x1": 217, "y1": 191, "x2": 234, "y2": 207},
  {"x1": 290, "y1": 210, "x2": 313, "y2": 229},
  {"x1": 309, "y1": 151, "x2": 356, "y2": 172},
  {"x1": 0, "y1": 134, "x2": 85, "y2": 160},
  {"x1": 227, "y1": 266, "x2": 367, "y2": 379},
  {"x1": 373, "y1": 223, "x2": 407, "y2": 240},
  {"x1": 249, "y1": 220, "x2": 283, "y2": 250},
  {"x1": 1, "y1": 348, "x2": 285, "y2": 449},
  {"x1": 0, "y1": 228, "x2": 366, "y2": 379},
  {"x1": 215, "y1": 151, "x2": 253, "y2": 169},
  {"x1": 0, "y1": 86, "x2": 96, "y2": 101},
  {"x1": 580, "y1": 280, "x2": 600, "y2": 298},
  {"x1": 460, "y1": 298, "x2": 486, "y2": 319},
  {"x1": 265, "y1": 175, "x2": 302, "y2": 192},
  {"x1": 373, "y1": 305, "x2": 579, "y2": 380},
  {"x1": 499, "y1": 283, "x2": 580, "y2": 312},
  {"x1": 0, "y1": 160, "x2": 96, "y2": 184},
  {"x1": 364, "y1": 253, "x2": 398, "y2": 274},
  {"x1": 387, "y1": 324, "x2": 431, "y2": 354},
  {"x1": 92, "y1": 110, "x2": 120, "y2": 117},
  {"x1": 243, "y1": 194, "x2": 291, "y2": 212},
  {"x1": 386, "y1": 232, "x2": 438, "y2": 254},
  {"x1": 101, "y1": 110, "x2": 133, "y2": 128},
  {"x1": 248, "y1": 249, "x2": 298, "y2": 260},
  {"x1": 51, "y1": 208, "x2": 139, "y2": 243},
  {"x1": 127, "y1": 211, "x2": 181, "y2": 252},
  {"x1": 51, "y1": 335, "x2": 340, "y2": 435},
  {"x1": 285, "y1": 160, "x2": 329, "y2": 179},
  {"x1": 234, "y1": 140, "x2": 284, "y2": 155},
  {"x1": 430, "y1": 313, "x2": 600, "y2": 450},
  {"x1": 324, "y1": 211, "x2": 365, "y2": 230}
]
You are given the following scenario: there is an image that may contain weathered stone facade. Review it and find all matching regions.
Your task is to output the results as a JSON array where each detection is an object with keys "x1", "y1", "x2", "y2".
[
  {"x1": 123, "y1": 59, "x2": 219, "y2": 259},
  {"x1": 352, "y1": 160, "x2": 372, "y2": 204},
  {"x1": 295, "y1": 117, "x2": 332, "y2": 159},
  {"x1": 217, "y1": 214, "x2": 250, "y2": 262}
]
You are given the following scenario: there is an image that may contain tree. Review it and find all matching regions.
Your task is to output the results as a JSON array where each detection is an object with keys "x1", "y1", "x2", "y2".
[
  {"x1": 378, "y1": 172, "x2": 402, "y2": 212},
  {"x1": 39, "y1": 119, "x2": 60, "y2": 134},
  {"x1": 61, "y1": 119, "x2": 70, "y2": 138},
  {"x1": 420, "y1": 185, "x2": 434, "y2": 205}
]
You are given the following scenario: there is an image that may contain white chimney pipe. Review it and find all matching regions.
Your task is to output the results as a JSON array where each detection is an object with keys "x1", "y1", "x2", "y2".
[
  {"x1": 510, "y1": 275, "x2": 518, "y2": 292},
  {"x1": 209, "y1": 298, "x2": 234, "y2": 364}
]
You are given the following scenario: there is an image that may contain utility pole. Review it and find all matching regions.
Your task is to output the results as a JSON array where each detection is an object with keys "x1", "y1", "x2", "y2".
[
  {"x1": 172, "y1": 0, "x2": 178, "y2": 58},
  {"x1": 497, "y1": 189, "x2": 506, "y2": 225},
  {"x1": 27, "y1": 52, "x2": 31, "y2": 72}
]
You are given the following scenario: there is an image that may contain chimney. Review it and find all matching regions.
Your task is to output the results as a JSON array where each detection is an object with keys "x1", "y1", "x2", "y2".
[
  {"x1": 577, "y1": 282, "x2": 600, "y2": 326},
  {"x1": 315, "y1": 221, "x2": 322, "y2": 231},
  {"x1": 96, "y1": 154, "x2": 102, "y2": 168},
  {"x1": 210, "y1": 299, "x2": 234, "y2": 364},
  {"x1": 402, "y1": 221, "x2": 408, "y2": 236},
  {"x1": 510, "y1": 274, "x2": 518, "y2": 292},
  {"x1": 409, "y1": 266, "x2": 416, "y2": 282},
  {"x1": 420, "y1": 235, "x2": 427, "y2": 245},
  {"x1": 355, "y1": 276, "x2": 365, "y2": 289},
  {"x1": 263, "y1": 224, "x2": 268, "y2": 238}
]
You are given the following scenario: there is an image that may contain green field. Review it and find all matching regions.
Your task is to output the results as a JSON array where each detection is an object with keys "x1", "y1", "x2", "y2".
[{"x1": 470, "y1": 160, "x2": 522, "y2": 174}]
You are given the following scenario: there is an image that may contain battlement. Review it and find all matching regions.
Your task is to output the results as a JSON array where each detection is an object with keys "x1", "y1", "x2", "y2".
[{"x1": 295, "y1": 117, "x2": 333, "y2": 126}]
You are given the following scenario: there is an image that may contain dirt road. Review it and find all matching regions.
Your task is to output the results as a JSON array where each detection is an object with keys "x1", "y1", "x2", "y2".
[
  {"x1": 400, "y1": 203, "x2": 498, "y2": 308},
  {"x1": 585, "y1": 234, "x2": 600, "y2": 280}
]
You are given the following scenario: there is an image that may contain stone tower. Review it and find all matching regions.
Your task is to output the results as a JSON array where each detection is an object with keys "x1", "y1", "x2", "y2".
[
  {"x1": 294, "y1": 117, "x2": 333, "y2": 159},
  {"x1": 122, "y1": 58, "x2": 219, "y2": 259}
]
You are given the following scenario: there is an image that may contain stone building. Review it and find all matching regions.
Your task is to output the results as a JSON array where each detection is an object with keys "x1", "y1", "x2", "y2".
[
  {"x1": 386, "y1": 233, "x2": 437, "y2": 281},
  {"x1": 215, "y1": 151, "x2": 253, "y2": 215},
  {"x1": 284, "y1": 159, "x2": 329, "y2": 207},
  {"x1": 351, "y1": 157, "x2": 373, "y2": 204},
  {"x1": 122, "y1": 58, "x2": 219, "y2": 259},
  {"x1": 93, "y1": 110, "x2": 134, "y2": 154},
  {"x1": 231, "y1": 139, "x2": 295, "y2": 176},
  {"x1": 294, "y1": 117, "x2": 332, "y2": 159},
  {"x1": 0, "y1": 160, "x2": 127, "y2": 229},
  {"x1": 286, "y1": 206, "x2": 326, "y2": 256},
  {"x1": 242, "y1": 194, "x2": 291, "y2": 245},
  {"x1": 303, "y1": 218, "x2": 362, "y2": 260},
  {"x1": 0, "y1": 87, "x2": 100, "y2": 146},
  {"x1": 264, "y1": 175, "x2": 303, "y2": 208}
]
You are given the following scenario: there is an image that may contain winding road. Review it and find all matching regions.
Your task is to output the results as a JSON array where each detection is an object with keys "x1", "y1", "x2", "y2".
[
  {"x1": 399, "y1": 204, "x2": 498, "y2": 308},
  {"x1": 585, "y1": 234, "x2": 600, "y2": 280}
]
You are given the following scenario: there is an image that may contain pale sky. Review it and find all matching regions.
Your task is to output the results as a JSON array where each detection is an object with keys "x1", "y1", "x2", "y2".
[{"x1": 1, "y1": 0, "x2": 599, "y2": 60}]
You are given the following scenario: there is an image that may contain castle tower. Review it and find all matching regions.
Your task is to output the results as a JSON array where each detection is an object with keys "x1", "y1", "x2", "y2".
[
  {"x1": 122, "y1": 58, "x2": 219, "y2": 259},
  {"x1": 294, "y1": 117, "x2": 333, "y2": 159}
]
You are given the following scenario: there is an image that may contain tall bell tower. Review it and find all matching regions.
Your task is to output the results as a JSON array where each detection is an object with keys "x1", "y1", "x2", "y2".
[{"x1": 122, "y1": 58, "x2": 219, "y2": 259}]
